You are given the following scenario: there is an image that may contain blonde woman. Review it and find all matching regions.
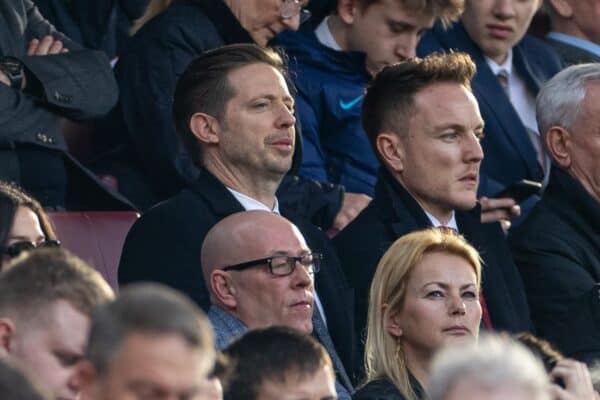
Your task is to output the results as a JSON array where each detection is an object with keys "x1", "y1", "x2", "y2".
[{"x1": 353, "y1": 228, "x2": 482, "y2": 400}]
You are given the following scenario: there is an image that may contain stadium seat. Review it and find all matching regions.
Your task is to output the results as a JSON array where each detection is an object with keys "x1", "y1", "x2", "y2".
[{"x1": 47, "y1": 211, "x2": 139, "y2": 290}]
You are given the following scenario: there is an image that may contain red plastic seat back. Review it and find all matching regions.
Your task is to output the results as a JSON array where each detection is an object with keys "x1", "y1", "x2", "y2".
[{"x1": 47, "y1": 211, "x2": 139, "y2": 291}]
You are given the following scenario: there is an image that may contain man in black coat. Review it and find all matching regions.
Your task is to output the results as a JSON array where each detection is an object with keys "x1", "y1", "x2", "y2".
[
  {"x1": 94, "y1": 0, "x2": 361, "y2": 232},
  {"x1": 333, "y1": 53, "x2": 532, "y2": 355},
  {"x1": 510, "y1": 64, "x2": 600, "y2": 364},
  {"x1": 118, "y1": 44, "x2": 356, "y2": 388},
  {"x1": 0, "y1": 0, "x2": 133, "y2": 210}
]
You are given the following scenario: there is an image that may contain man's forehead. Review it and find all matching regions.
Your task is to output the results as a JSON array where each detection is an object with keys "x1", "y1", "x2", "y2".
[{"x1": 227, "y1": 63, "x2": 290, "y2": 96}]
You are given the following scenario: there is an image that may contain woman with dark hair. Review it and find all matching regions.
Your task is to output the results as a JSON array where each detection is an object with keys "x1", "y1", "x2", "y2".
[{"x1": 0, "y1": 181, "x2": 59, "y2": 265}]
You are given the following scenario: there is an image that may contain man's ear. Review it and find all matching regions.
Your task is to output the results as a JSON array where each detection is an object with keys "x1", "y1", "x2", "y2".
[
  {"x1": 547, "y1": 0, "x2": 572, "y2": 18},
  {"x1": 0, "y1": 318, "x2": 16, "y2": 356},
  {"x1": 382, "y1": 304, "x2": 403, "y2": 338},
  {"x1": 210, "y1": 270, "x2": 238, "y2": 309},
  {"x1": 189, "y1": 112, "x2": 220, "y2": 145},
  {"x1": 376, "y1": 132, "x2": 405, "y2": 173},
  {"x1": 337, "y1": 0, "x2": 361, "y2": 25},
  {"x1": 545, "y1": 126, "x2": 572, "y2": 169}
]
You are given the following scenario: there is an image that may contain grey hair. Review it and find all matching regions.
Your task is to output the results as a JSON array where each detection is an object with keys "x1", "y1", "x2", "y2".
[
  {"x1": 536, "y1": 63, "x2": 600, "y2": 136},
  {"x1": 429, "y1": 334, "x2": 550, "y2": 400}
]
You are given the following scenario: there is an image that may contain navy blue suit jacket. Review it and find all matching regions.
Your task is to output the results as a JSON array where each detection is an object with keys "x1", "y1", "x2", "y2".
[{"x1": 418, "y1": 22, "x2": 562, "y2": 197}]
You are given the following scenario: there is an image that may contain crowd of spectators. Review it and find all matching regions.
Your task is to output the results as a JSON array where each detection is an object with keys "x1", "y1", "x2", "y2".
[{"x1": 1, "y1": 0, "x2": 600, "y2": 399}]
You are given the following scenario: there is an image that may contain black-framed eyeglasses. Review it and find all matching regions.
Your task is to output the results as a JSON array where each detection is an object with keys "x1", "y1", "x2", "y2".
[
  {"x1": 280, "y1": 0, "x2": 311, "y2": 24},
  {"x1": 222, "y1": 252, "x2": 322, "y2": 277},
  {"x1": 1, "y1": 240, "x2": 61, "y2": 258}
]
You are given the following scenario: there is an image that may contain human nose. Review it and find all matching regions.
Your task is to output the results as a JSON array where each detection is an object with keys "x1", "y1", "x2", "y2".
[
  {"x1": 493, "y1": 0, "x2": 516, "y2": 19},
  {"x1": 281, "y1": 12, "x2": 301, "y2": 31},
  {"x1": 395, "y1": 36, "x2": 418, "y2": 60},
  {"x1": 276, "y1": 103, "x2": 296, "y2": 128},
  {"x1": 464, "y1": 133, "x2": 484, "y2": 163},
  {"x1": 448, "y1": 294, "x2": 467, "y2": 315},
  {"x1": 292, "y1": 259, "x2": 313, "y2": 287}
]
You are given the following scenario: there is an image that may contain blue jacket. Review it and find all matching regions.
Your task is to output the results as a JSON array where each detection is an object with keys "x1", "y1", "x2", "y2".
[
  {"x1": 277, "y1": 27, "x2": 378, "y2": 196},
  {"x1": 418, "y1": 22, "x2": 562, "y2": 199}
]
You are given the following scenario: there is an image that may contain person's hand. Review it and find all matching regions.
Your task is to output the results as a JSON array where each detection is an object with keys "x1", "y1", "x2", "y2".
[
  {"x1": 0, "y1": 70, "x2": 9, "y2": 87},
  {"x1": 331, "y1": 192, "x2": 371, "y2": 232},
  {"x1": 479, "y1": 196, "x2": 520, "y2": 231},
  {"x1": 550, "y1": 359, "x2": 596, "y2": 400},
  {"x1": 27, "y1": 35, "x2": 69, "y2": 56}
]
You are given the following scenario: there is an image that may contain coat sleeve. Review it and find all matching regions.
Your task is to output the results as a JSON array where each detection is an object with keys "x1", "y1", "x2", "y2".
[
  {"x1": 512, "y1": 231, "x2": 600, "y2": 363},
  {"x1": 296, "y1": 88, "x2": 329, "y2": 183},
  {"x1": 112, "y1": 30, "x2": 202, "y2": 195}
]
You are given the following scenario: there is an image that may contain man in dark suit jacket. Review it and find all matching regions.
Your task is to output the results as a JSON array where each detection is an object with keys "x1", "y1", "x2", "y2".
[
  {"x1": 333, "y1": 53, "x2": 532, "y2": 356},
  {"x1": 94, "y1": 0, "x2": 355, "y2": 234},
  {"x1": 418, "y1": 0, "x2": 562, "y2": 211},
  {"x1": 0, "y1": 0, "x2": 133, "y2": 210},
  {"x1": 544, "y1": 0, "x2": 600, "y2": 66},
  {"x1": 117, "y1": 44, "x2": 356, "y2": 387},
  {"x1": 510, "y1": 64, "x2": 600, "y2": 364}
]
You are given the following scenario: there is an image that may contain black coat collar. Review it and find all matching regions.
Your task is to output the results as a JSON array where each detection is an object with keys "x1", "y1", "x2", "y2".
[{"x1": 189, "y1": 0, "x2": 254, "y2": 45}]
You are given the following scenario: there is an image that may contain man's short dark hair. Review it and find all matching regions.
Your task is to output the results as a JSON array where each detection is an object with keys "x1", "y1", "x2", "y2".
[
  {"x1": 85, "y1": 283, "x2": 214, "y2": 376},
  {"x1": 0, "y1": 248, "x2": 113, "y2": 324},
  {"x1": 352, "y1": 0, "x2": 463, "y2": 27},
  {"x1": 222, "y1": 326, "x2": 333, "y2": 400},
  {"x1": 173, "y1": 43, "x2": 289, "y2": 165},
  {"x1": 0, "y1": 358, "x2": 49, "y2": 400},
  {"x1": 362, "y1": 52, "x2": 476, "y2": 154}
]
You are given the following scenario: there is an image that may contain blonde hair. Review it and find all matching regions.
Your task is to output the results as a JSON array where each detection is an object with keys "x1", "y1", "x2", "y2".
[
  {"x1": 130, "y1": 0, "x2": 174, "y2": 35},
  {"x1": 363, "y1": 228, "x2": 482, "y2": 400}
]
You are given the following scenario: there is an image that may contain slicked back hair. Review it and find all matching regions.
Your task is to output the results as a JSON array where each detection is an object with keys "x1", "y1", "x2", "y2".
[
  {"x1": 0, "y1": 248, "x2": 113, "y2": 324},
  {"x1": 85, "y1": 283, "x2": 214, "y2": 376},
  {"x1": 223, "y1": 326, "x2": 334, "y2": 400},
  {"x1": 362, "y1": 52, "x2": 476, "y2": 159},
  {"x1": 173, "y1": 43, "x2": 290, "y2": 166},
  {"x1": 354, "y1": 0, "x2": 464, "y2": 28}
]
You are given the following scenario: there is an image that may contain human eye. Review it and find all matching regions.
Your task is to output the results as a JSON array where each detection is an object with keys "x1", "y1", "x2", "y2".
[
  {"x1": 251, "y1": 99, "x2": 270, "y2": 110},
  {"x1": 440, "y1": 131, "x2": 458, "y2": 141},
  {"x1": 270, "y1": 256, "x2": 293, "y2": 275},
  {"x1": 54, "y1": 351, "x2": 82, "y2": 367},
  {"x1": 388, "y1": 21, "x2": 411, "y2": 34},
  {"x1": 462, "y1": 290, "x2": 478, "y2": 300},
  {"x1": 474, "y1": 130, "x2": 485, "y2": 140},
  {"x1": 426, "y1": 290, "x2": 444, "y2": 298}
]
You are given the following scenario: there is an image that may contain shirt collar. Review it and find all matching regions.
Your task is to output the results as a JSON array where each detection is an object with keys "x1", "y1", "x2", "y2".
[
  {"x1": 547, "y1": 31, "x2": 600, "y2": 58},
  {"x1": 315, "y1": 16, "x2": 343, "y2": 51},
  {"x1": 226, "y1": 188, "x2": 280, "y2": 214},
  {"x1": 424, "y1": 210, "x2": 459, "y2": 231},
  {"x1": 485, "y1": 48, "x2": 513, "y2": 77}
]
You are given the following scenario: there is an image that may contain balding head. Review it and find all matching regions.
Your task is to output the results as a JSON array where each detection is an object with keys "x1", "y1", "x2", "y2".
[{"x1": 201, "y1": 211, "x2": 316, "y2": 334}]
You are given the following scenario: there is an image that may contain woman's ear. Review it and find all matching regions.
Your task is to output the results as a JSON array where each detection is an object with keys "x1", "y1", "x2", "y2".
[{"x1": 383, "y1": 303, "x2": 403, "y2": 338}]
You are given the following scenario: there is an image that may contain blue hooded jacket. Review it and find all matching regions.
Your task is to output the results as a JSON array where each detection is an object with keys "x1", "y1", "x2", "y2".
[{"x1": 277, "y1": 25, "x2": 378, "y2": 196}]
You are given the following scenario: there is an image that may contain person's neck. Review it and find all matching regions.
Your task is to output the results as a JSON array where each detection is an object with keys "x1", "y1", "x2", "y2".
[
  {"x1": 327, "y1": 14, "x2": 350, "y2": 51},
  {"x1": 204, "y1": 159, "x2": 280, "y2": 210},
  {"x1": 396, "y1": 178, "x2": 454, "y2": 224},
  {"x1": 403, "y1": 346, "x2": 431, "y2": 392}
]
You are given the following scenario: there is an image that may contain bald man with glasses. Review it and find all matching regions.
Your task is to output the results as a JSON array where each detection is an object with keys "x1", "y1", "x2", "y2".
[{"x1": 202, "y1": 210, "x2": 352, "y2": 399}]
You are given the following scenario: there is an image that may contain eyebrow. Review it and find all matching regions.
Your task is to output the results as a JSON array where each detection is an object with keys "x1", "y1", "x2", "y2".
[
  {"x1": 433, "y1": 122, "x2": 485, "y2": 132},
  {"x1": 251, "y1": 93, "x2": 294, "y2": 105},
  {"x1": 423, "y1": 282, "x2": 477, "y2": 290}
]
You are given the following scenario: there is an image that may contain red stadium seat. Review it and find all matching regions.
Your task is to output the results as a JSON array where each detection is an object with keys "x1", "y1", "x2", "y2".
[{"x1": 47, "y1": 211, "x2": 139, "y2": 290}]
